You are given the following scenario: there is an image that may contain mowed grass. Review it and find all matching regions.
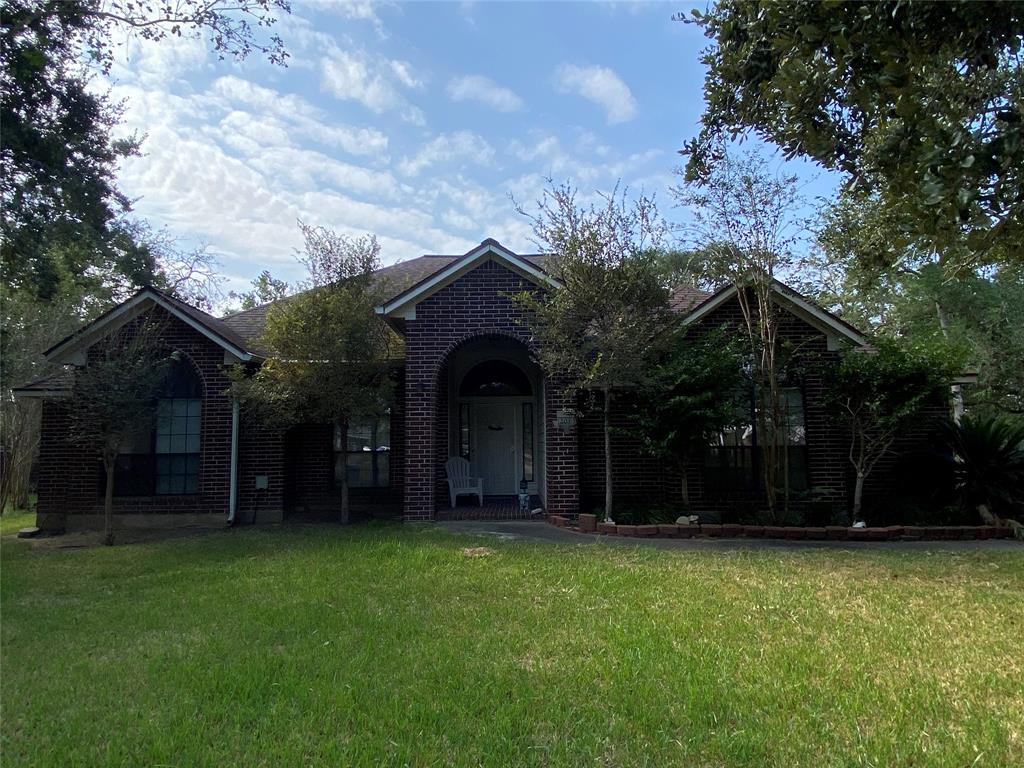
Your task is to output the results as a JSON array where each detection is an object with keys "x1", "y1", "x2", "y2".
[{"x1": 2, "y1": 523, "x2": 1022, "y2": 767}]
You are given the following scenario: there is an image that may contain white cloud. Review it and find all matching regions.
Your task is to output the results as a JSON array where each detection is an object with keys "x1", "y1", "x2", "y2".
[
  {"x1": 211, "y1": 75, "x2": 390, "y2": 159},
  {"x1": 398, "y1": 131, "x2": 495, "y2": 176},
  {"x1": 320, "y1": 46, "x2": 425, "y2": 121},
  {"x1": 553, "y1": 63, "x2": 637, "y2": 124},
  {"x1": 446, "y1": 75, "x2": 523, "y2": 112}
]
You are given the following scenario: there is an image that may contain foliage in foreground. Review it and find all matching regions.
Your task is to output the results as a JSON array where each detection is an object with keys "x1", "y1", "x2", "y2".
[
  {"x1": 231, "y1": 224, "x2": 398, "y2": 522},
  {"x1": 2, "y1": 524, "x2": 1022, "y2": 767},
  {"x1": 513, "y1": 182, "x2": 670, "y2": 522},
  {"x1": 684, "y1": 1, "x2": 1024, "y2": 270},
  {"x1": 824, "y1": 337, "x2": 961, "y2": 523},
  {"x1": 940, "y1": 415, "x2": 1024, "y2": 527}
]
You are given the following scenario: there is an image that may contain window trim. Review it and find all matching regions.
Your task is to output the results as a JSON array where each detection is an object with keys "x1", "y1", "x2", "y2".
[
  {"x1": 704, "y1": 384, "x2": 809, "y2": 493},
  {"x1": 334, "y1": 413, "x2": 392, "y2": 489}
]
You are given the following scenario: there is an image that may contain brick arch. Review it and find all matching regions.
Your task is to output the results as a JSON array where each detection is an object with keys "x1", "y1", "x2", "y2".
[
  {"x1": 431, "y1": 328, "x2": 535, "y2": 382},
  {"x1": 161, "y1": 348, "x2": 208, "y2": 399}
]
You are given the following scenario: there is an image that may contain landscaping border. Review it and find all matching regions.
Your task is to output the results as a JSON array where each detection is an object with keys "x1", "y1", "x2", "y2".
[{"x1": 549, "y1": 514, "x2": 1017, "y2": 541}]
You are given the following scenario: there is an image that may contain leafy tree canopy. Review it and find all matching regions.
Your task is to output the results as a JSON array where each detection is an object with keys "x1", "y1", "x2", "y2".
[
  {"x1": 1, "y1": 0, "x2": 289, "y2": 299},
  {"x1": 683, "y1": 1, "x2": 1024, "y2": 268}
]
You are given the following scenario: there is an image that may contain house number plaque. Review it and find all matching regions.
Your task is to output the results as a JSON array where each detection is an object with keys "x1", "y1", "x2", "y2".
[{"x1": 555, "y1": 408, "x2": 576, "y2": 432}]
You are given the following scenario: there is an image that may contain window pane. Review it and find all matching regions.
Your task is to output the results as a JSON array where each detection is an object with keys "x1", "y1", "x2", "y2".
[
  {"x1": 459, "y1": 404, "x2": 471, "y2": 460},
  {"x1": 522, "y1": 403, "x2": 534, "y2": 482},
  {"x1": 335, "y1": 413, "x2": 391, "y2": 488},
  {"x1": 781, "y1": 388, "x2": 806, "y2": 446}
]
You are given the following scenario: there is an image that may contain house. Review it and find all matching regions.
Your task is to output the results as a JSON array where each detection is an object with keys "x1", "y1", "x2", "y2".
[{"x1": 14, "y1": 238, "x2": 947, "y2": 531}]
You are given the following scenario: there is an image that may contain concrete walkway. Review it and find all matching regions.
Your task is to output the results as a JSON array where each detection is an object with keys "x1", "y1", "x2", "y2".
[{"x1": 439, "y1": 519, "x2": 1024, "y2": 551}]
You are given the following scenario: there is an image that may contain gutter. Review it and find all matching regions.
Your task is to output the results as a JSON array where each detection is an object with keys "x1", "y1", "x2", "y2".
[{"x1": 227, "y1": 398, "x2": 240, "y2": 525}]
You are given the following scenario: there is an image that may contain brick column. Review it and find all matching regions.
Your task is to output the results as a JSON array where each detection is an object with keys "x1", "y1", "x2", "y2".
[
  {"x1": 544, "y1": 375, "x2": 579, "y2": 516},
  {"x1": 403, "y1": 357, "x2": 437, "y2": 520}
]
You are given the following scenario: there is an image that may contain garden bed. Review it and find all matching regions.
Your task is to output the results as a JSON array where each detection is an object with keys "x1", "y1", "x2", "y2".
[{"x1": 550, "y1": 513, "x2": 1017, "y2": 541}]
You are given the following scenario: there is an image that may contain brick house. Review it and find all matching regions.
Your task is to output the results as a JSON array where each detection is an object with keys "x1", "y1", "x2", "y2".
[{"x1": 15, "y1": 238, "x2": 948, "y2": 531}]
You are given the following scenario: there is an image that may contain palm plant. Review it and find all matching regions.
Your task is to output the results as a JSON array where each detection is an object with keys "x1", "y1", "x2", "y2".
[{"x1": 939, "y1": 416, "x2": 1024, "y2": 533}]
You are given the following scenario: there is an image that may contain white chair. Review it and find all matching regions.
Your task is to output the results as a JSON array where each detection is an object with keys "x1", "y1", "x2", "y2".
[{"x1": 445, "y1": 457, "x2": 483, "y2": 508}]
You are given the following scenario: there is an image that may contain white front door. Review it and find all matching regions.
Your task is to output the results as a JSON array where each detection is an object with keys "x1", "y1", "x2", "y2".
[{"x1": 473, "y1": 402, "x2": 517, "y2": 495}]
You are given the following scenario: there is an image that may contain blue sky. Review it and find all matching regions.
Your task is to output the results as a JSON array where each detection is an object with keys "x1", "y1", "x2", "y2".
[{"x1": 104, "y1": 0, "x2": 839, "y2": 297}]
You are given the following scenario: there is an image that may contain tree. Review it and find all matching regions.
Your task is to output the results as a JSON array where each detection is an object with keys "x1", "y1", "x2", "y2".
[
  {"x1": 232, "y1": 223, "x2": 398, "y2": 523},
  {"x1": 683, "y1": 1, "x2": 1024, "y2": 271},
  {"x1": 67, "y1": 316, "x2": 173, "y2": 544},
  {"x1": 513, "y1": 182, "x2": 671, "y2": 522},
  {"x1": 939, "y1": 416, "x2": 1024, "y2": 535},
  {"x1": 628, "y1": 326, "x2": 747, "y2": 510},
  {"x1": 824, "y1": 338, "x2": 960, "y2": 523},
  {"x1": 1, "y1": 0, "x2": 290, "y2": 300},
  {"x1": 227, "y1": 271, "x2": 291, "y2": 312},
  {"x1": 673, "y1": 149, "x2": 810, "y2": 519},
  {"x1": 812, "y1": 195, "x2": 1024, "y2": 416}
]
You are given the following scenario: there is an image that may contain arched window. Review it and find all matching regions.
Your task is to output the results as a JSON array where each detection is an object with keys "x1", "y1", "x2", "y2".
[
  {"x1": 154, "y1": 358, "x2": 203, "y2": 494},
  {"x1": 459, "y1": 360, "x2": 532, "y2": 397},
  {"x1": 107, "y1": 357, "x2": 203, "y2": 496}
]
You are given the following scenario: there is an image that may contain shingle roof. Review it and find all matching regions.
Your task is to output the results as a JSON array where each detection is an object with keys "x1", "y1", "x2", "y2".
[
  {"x1": 220, "y1": 253, "x2": 553, "y2": 346},
  {"x1": 669, "y1": 284, "x2": 713, "y2": 314},
  {"x1": 11, "y1": 370, "x2": 74, "y2": 396}
]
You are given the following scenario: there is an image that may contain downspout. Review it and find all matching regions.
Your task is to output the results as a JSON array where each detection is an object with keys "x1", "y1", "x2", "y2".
[{"x1": 227, "y1": 397, "x2": 240, "y2": 525}]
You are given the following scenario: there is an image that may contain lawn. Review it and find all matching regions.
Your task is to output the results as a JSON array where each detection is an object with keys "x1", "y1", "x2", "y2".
[{"x1": 2, "y1": 523, "x2": 1022, "y2": 767}]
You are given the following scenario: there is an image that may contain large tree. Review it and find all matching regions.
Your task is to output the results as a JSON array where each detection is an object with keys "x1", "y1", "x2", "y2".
[
  {"x1": 67, "y1": 316, "x2": 173, "y2": 544},
  {"x1": 232, "y1": 224, "x2": 398, "y2": 523},
  {"x1": 1, "y1": 0, "x2": 290, "y2": 299},
  {"x1": 811, "y1": 195, "x2": 1024, "y2": 417},
  {"x1": 673, "y1": 149, "x2": 810, "y2": 519},
  {"x1": 513, "y1": 183, "x2": 671, "y2": 522},
  {"x1": 683, "y1": 1, "x2": 1024, "y2": 271},
  {"x1": 628, "y1": 326, "x2": 747, "y2": 511}
]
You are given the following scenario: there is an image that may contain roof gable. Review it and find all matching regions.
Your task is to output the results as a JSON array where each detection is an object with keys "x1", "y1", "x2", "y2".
[
  {"x1": 681, "y1": 279, "x2": 869, "y2": 350},
  {"x1": 45, "y1": 286, "x2": 258, "y2": 365},
  {"x1": 376, "y1": 239, "x2": 559, "y2": 320}
]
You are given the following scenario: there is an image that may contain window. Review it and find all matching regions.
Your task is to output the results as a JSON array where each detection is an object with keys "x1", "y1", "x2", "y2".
[
  {"x1": 705, "y1": 386, "x2": 808, "y2": 492},
  {"x1": 335, "y1": 412, "x2": 390, "y2": 488},
  {"x1": 155, "y1": 398, "x2": 201, "y2": 494},
  {"x1": 521, "y1": 403, "x2": 534, "y2": 482},
  {"x1": 105, "y1": 358, "x2": 202, "y2": 497},
  {"x1": 459, "y1": 360, "x2": 532, "y2": 397},
  {"x1": 459, "y1": 403, "x2": 471, "y2": 459}
]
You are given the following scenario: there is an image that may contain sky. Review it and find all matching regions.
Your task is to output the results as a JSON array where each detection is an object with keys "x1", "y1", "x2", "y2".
[{"x1": 104, "y1": 0, "x2": 841, "y2": 300}]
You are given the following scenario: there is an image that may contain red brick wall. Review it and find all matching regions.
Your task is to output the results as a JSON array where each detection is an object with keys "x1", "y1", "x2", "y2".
[
  {"x1": 35, "y1": 306, "x2": 286, "y2": 527},
  {"x1": 282, "y1": 373, "x2": 405, "y2": 518},
  {"x1": 578, "y1": 292, "x2": 951, "y2": 523},
  {"x1": 400, "y1": 258, "x2": 579, "y2": 518}
]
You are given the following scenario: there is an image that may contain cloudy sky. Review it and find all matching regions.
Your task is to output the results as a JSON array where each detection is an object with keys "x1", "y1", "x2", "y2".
[{"x1": 105, "y1": 0, "x2": 839, "y2": 298}]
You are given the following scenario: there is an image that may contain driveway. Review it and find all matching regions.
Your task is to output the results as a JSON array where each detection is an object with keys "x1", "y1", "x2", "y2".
[{"x1": 439, "y1": 519, "x2": 1024, "y2": 551}]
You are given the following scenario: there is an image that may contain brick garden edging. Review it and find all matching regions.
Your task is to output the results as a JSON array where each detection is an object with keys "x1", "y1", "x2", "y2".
[{"x1": 549, "y1": 513, "x2": 1016, "y2": 541}]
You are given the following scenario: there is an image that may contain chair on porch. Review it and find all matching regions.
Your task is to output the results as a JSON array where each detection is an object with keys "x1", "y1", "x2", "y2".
[{"x1": 445, "y1": 457, "x2": 484, "y2": 508}]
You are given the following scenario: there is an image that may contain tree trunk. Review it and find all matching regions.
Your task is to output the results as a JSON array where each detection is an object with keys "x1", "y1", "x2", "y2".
[
  {"x1": 934, "y1": 299, "x2": 965, "y2": 421},
  {"x1": 678, "y1": 458, "x2": 690, "y2": 511},
  {"x1": 103, "y1": 455, "x2": 116, "y2": 546},
  {"x1": 603, "y1": 386, "x2": 613, "y2": 523},
  {"x1": 852, "y1": 471, "x2": 865, "y2": 524},
  {"x1": 338, "y1": 420, "x2": 350, "y2": 524}
]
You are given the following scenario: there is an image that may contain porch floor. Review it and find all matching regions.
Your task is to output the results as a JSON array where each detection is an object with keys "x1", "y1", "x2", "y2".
[{"x1": 436, "y1": 495, "x2": 544, "y2": 521}]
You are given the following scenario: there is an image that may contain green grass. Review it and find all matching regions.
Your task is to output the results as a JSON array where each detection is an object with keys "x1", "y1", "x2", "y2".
[
  {"x1": 2, "y1": 524, "x2": 1022, "y2": 767},
  {"x1": 0, "y1": 506, "x2": 37, "y2": 536}
]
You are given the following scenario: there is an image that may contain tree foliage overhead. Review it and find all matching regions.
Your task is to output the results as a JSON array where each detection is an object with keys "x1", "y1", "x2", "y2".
[
  {"x1": 1, "y1": 0, "x2": 290, "y2": 299},
  {"x1": 683, "y1": 1, "x2": 1024, "y2": 267}
]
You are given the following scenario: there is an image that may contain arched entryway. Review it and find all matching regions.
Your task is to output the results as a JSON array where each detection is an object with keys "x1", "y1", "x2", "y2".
[{"x1": 438, "y1": 335, "x2": 544, "y2": 507}]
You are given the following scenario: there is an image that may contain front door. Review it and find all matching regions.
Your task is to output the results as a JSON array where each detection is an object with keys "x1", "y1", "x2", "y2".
[{"x1": 473, "y1": 402, "x2": 517, "y2": 495}]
